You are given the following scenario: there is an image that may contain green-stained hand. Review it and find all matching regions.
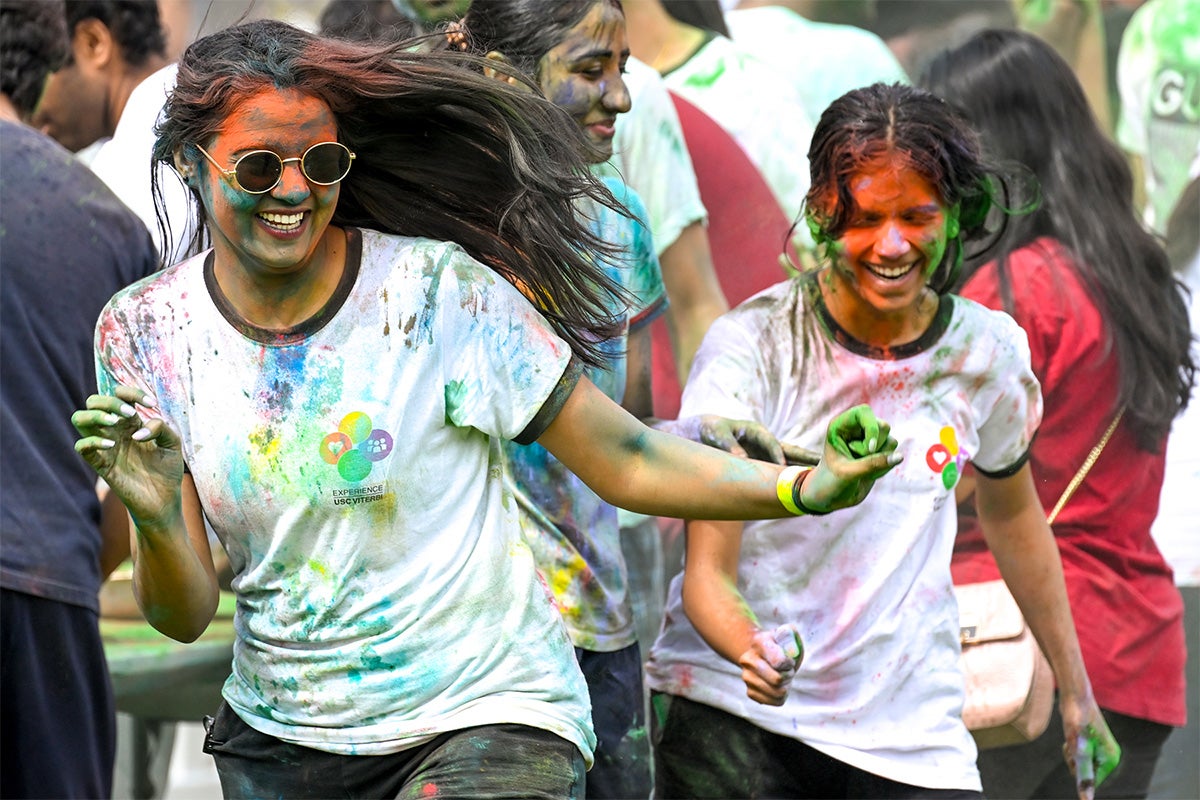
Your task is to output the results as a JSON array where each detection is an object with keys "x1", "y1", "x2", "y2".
[
  {"x1": 71, "y1": 384, "x2": 185, "y2": 530},
  {"x1": 800, "y1": 404, "x2": 902, "y2": 512},
  {"x1": 1060, "y1": 700, "x2": 1122, "y2": 800}
]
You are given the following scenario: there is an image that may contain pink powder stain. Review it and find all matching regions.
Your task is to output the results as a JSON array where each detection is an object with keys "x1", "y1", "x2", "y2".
[{"x1": 420, "y1": 782, "x2": 438, "y2": 798}]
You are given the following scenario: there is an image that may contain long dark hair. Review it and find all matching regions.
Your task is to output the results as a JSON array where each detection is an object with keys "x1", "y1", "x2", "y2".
[
  {"x1": 803, "y1": 82, "x2": 1014, "y2": 295},
  {"x1": 152, "y1": 19, "x2": 629, "y2": 367},
  {"x1": 922, "y1": 29, "x2": 1194, "y2": 449}
]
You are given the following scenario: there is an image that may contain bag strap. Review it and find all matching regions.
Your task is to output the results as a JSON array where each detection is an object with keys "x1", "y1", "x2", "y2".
[{"x1": 1046, "y1": 407, "x2": 1125, "y2": 525}]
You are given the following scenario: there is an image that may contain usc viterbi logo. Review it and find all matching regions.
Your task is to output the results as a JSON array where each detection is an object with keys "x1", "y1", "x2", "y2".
[{"x1": 319, "y1": 411, "x2": 394, "y2": 482}]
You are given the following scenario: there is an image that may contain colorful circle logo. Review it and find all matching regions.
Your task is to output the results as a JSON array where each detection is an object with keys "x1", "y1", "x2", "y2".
[
  {"x1": 925, "y1": 425, "x2": 968, "y2": 490},
  {"x1": 318, "y1": 412, "x2": 394, "y2": 482}
]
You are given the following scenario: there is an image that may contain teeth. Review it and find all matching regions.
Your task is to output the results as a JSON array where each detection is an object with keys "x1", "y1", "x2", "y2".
[
  {"x1": 259, "y1": 211, "x2": 304, "y2": 228},
  {"x1": 869, "y1": 263, "x2": 915, "y2": 279}
]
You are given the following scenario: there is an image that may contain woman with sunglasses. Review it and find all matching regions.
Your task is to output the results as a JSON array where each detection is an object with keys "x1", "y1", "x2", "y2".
[{"x1": 70, "y1": 19, "x2": 900, "y2": 798}]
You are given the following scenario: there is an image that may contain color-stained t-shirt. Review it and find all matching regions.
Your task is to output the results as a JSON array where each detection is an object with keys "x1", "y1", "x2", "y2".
[
  {"x1": 646, "y1": 274, "x2": 1041, "y2": 792},
  {"x1": 93, "y1": 228, "x2": 596, "y2": 761},
  {"x1": 504, "y1": 179, "x2": 666, "y2": 652},
  {"x1": 725, "y1": 5, "x2": 910, "y2": 121},
  {"x1": 594, "y1": 56, "x2": 707, "y2": 256},
  {"x1": 1117, "y1": 0, "x2": 1200, "y2": 234},
  {"x1": 660, "y1": 33, "x2": 816, "y2": 239}
]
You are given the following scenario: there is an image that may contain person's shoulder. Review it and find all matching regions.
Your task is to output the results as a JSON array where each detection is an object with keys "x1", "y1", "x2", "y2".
[
  {"x1": 726, "y1": 275, "x2": 802, "y2": 324},
  {"x1": 1, "y1": 119, "x2": 74, "y2": 166},
  {"x1": 361, "y1": 229, "x2": 503, "y2": 291},
  {"x1": 1, "y1": 122, "x2": 152, "y2": 241},
  {"x1": 595, "y1": 177, "x2": 650, "y2": 224},
  {"x1": 103, "y1": 251, "x2": 203, "y2": 311},
  {"x1": 947, "y1": 292, "x2": 1029, "y2": 351}
]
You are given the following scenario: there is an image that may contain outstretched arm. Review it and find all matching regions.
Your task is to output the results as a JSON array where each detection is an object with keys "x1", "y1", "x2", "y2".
[
  {"x1": 73, "y1": 385, "x2": 218, "y2": 642},
  {"x1": 538, "y1": 376, "x2": 900, "y2": 520},
  {"x1": 976, "y1": 464, "x2": 1121, "y2": 800}
]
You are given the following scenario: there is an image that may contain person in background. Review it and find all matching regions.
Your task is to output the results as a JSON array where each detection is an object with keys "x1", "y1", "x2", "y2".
[
  {"x1": 32, "y1": 0, "x2": 194, "y2": 265},
  {"x1": 0, "y1": 1, "x2": 160, "y2": 796},
  {"x1": 724, "y1": 0, "x2": 911, "y2": 121},
  {"x1": 923, "y1": 28, "x2": 1193, "y2": 800},
  {"x1": 72, "y1": 19, "x2": 899, "y2": 796},
  {"x1": 645, "y1": 81, "x2": 1120, "y2": 800},
  {"x1": 318, "y1": 0, "x2": 418, "y2": 42},
  {"x1": 1013, "y1": 0, "x2": 1113, "y2": 131},
  {"x1": 1147, "y1": 160, "x2": 1200, "y2": 800},
  {"x1": 1116, "y1": 0, "x2": 1200, "y2": 236},
  {"x1": 623, "y1": 0, "x2": 818, "y2": 249}
]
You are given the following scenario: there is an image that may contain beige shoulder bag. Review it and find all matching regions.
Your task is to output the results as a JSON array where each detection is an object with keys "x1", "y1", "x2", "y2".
[{"x1": 955, "y1": 409, "x2": 1124, "y2": 749}]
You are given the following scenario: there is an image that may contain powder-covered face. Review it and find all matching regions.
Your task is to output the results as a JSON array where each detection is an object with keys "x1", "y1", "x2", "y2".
[
  {"x1": 194, "y1": 87, "x2": 341, "y2": 282},
  {"x1": 536, "y1": 2, "x2": 631, "y2": 162},
  {"x1": 827, "y1": 157, "x2": 954, "y2": 318}
]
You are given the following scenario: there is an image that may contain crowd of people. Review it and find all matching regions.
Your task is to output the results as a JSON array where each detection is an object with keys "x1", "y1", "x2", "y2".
[{"x1": 1, "y1": 1, "x2": 1195, "y2": 800}]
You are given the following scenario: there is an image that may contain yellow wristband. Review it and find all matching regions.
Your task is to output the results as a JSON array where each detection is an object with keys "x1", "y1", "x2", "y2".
[{"x1": 776, "y1": 465, "x2": 806, "y2": 515}]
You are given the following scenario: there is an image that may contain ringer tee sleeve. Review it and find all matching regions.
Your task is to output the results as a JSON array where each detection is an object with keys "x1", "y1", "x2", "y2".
[
  {"x1": 436, "y1": 247, "x2": 576, "y2": 442},
  {"x1": 678, "y1": 309, "x2": 770, "y2": 425},
  {"x1": 600, "y1": 179, "x2": 667, "y2": 331},
  {"x1": 968, "y1": 305, "x2": 1043, "y2": 477}
]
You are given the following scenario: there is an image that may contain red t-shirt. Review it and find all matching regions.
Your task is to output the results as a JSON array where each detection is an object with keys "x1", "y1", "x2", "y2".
[
  {"x1": 953, "y1": 237, "x2": 1185, "y2": 726},
  {"x1": 650, "y1": 92, "x2": 793, "y2": 419}
]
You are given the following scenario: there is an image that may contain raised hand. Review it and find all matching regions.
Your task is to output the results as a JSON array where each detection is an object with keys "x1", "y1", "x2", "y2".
[{"x1": 72, "y1": 384, "x2": 184, "y2": 529}]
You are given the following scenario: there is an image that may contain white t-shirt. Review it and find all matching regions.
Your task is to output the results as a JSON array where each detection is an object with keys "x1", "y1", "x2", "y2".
[
  {"x1": 594, "y1": 56, "x2": 707, "y2": 256},
  {"x1": 1152, "y1": 244, "x2": 1200, "y2": 586},
  {"x1": 725, "y1": 6, "x2": 910, "y2": 120},
  {"x1": 89, "y1": 63, "x2": 197, "y2": 265},
  {"x1": 95, "y1": 229, "x2": 595, "y2": 761},
  {"x1": 661, "y1": 34, "x2": 816, "y2": 235},
  {"x1": 645, "y1": 275, "x2": 1042, "y2": 791}
]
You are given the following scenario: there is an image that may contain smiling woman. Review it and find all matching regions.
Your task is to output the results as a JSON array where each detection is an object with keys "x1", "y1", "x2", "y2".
[
  {"x1": 643, "y1": 83, "x2": 1122, "y2": 800},
  {"x1": 69, "y1": 18, "x2": 901, "y2": 799}
]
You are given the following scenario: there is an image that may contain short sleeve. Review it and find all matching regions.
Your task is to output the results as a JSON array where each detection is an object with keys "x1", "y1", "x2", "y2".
[
  {"x1": 599, "y1": 178, "x2": 667, "y2": 330},
  {"x1": 968, "y1": 307, "x2": 1043, "y2": 477},
  {"x1": 435, "y1": 247, "x2": 576, "y2": 443},
  {"x1": 597, "y1": 57, "x2": 707, "y2": 256},
  {"x1": 677, "y1": 310, "x2": 770, "y2": 425},
  {"x1": 93, "y1": 291, "x2": 166, "y2": 425}
]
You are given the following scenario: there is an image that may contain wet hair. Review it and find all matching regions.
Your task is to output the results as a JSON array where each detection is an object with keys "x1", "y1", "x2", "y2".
[
  {"x1": 460, "y1": 0, "x2": 623, "y2": 79},
  {"x1": 922, "y1": 28, "x2": 1194, "y2": 450},
  {"x1": 152, "y1": 19, "x2": 629, "y2": 367},
  {"x1": 318, "y1": 0, "x2": 417, "y2": 43},
  {"x1": 0, "y1": 0, "x2": 68, "y2": 117},
  {"x1": 65, "y1": 1, "x2": 166, "y2": 68},
  {"x1": 802, "y1": 82, "x2": 1012, "y2": 294}
]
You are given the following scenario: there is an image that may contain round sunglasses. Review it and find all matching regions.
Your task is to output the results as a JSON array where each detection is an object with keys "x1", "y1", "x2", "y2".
[{"x1": 193, "y1": 141, "x2": 356, "y2": 195}]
